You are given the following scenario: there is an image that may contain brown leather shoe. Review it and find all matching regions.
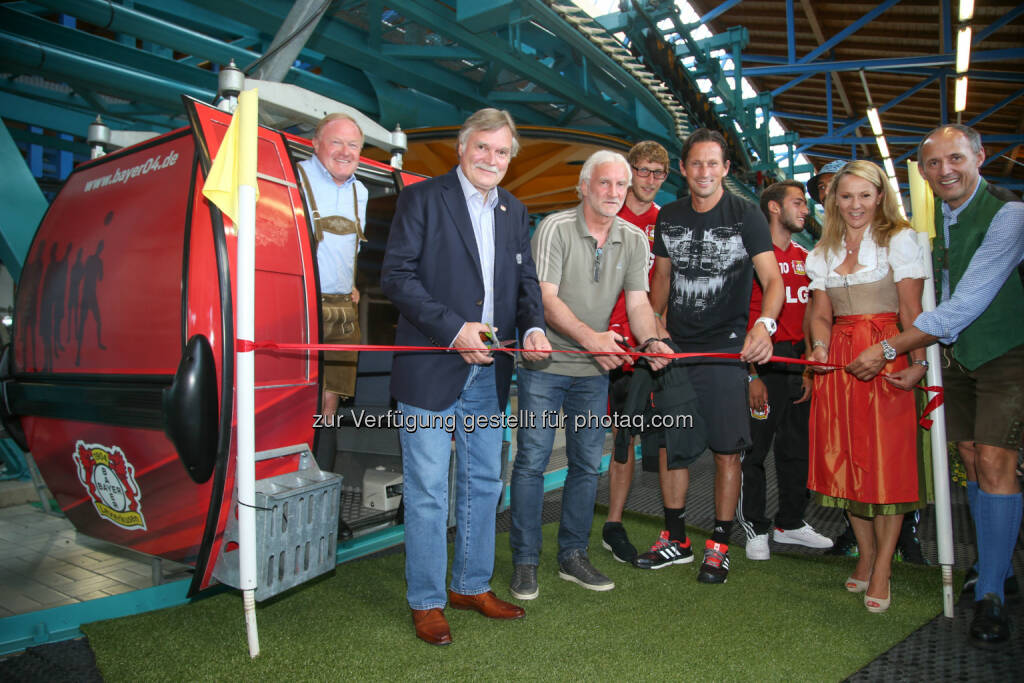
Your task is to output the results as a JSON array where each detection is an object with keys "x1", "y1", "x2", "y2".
[
  {"x1": 411, "y1": 608, "x2": 452, "y2": 645},
  {"x1": 448, "y1": 590, "x2": 526, "y2": 620}
]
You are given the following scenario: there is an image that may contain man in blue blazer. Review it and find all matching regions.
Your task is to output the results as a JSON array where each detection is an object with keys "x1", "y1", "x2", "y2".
[{"x1": 381, "y1": 108, "x2": 550, "y2": 645}]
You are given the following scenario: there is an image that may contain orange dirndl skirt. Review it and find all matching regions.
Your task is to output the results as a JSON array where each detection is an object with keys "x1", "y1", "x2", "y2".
[{"x1": 808, "y1": 313, "x2": 919, "y2": 506}]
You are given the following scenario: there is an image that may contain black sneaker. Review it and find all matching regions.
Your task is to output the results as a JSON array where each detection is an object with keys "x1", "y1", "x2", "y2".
[
  {"x1": 510, "y1": 564, "x2": 539, "y2": 600},
  {"x1": 969, "y1": 593, "x2": 1010, "y2": 650},
  {"x1": 635, "y1": 530, "x2": 693, "y2": 569},
  {"x1": 557, "y1": 549, "x2": 614, "y2": 592},
  {"x1": 696, "y1": 540, "x2": 730, "y2": 584},
  {"x1": 601, "y1": 522, "x2": 638, "y2": 564}
]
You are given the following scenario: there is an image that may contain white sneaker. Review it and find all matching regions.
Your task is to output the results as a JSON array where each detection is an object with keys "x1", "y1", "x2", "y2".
[
  {"x1": 773, "y1": 522, "x2": 834, "y2": 549},
  {"x1": 746, "y1": 533, "x2": 770, "y2": 560}
]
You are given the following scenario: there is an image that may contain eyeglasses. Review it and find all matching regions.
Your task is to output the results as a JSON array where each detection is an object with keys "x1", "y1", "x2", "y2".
[
  {"x1": 632, "y1": 165, "x2": 668, "y2": 180},
  {"x1": 594, "y1": 247, "x2": 603, "y2": 283}
]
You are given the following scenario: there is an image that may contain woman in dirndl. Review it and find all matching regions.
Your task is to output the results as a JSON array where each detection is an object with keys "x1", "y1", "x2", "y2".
[{"x1": 806, "y1": 160, "x2": 927, "y2": 614}]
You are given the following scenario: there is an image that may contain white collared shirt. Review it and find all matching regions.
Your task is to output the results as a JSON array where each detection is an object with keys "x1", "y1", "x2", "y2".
[
  {"x1": 456, "y1": 166, "x2": 498, "y2": 327},
  {"x1": 806, "y1": 227, "x2": 925, "y2": 291}
]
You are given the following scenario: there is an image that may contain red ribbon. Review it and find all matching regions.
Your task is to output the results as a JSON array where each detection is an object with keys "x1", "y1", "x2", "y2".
[
  {"x1": 917, "y1": 385, "x2": 945, "y2": 430},
  {"x1": 234, "y1": 339, "x2": 943, "y2": 428}
]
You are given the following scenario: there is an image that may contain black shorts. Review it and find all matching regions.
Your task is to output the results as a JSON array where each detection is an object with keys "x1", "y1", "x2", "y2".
[{"x1": 673, "y1": 348, "x2": 750, "y2": 456}]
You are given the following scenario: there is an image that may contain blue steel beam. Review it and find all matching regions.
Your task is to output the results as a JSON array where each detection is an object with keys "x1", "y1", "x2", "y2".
[
  {"x1": 26, "y1": 0, "x2": 380, "y2": 114},
  {"x1": 652, "y1": 3, "x2": 764, "y2": 169},
  {"x1": 0, "y1": 32, "x2": 216, "y2": 113},
  {"x1": 379, "y1": 0, "x2": 674, "y2": 137},
  {"x1": 2, "y1": 6, "x2": 219, "y2": 94},
  {"x1": 591, "y1": 5, "x2": 677, "y2": 34},
  {"x1": 983, "y1": 142, "x2": 1022, "y2": 168},
  {"x1": 380, "y1": 45, "x2": 480, "y2": 59},
  {"x1": 795, "y1": 135, "x2": 1024, "y2": 145},
  {"x1": 824, "y1": 72, "x2": 942, "y2": 141},
  {"x1": 967, "y1": 87, "x2": 1024, "y2": 127},
  {"x1": 793, "y1": 72, "x2": 944, "y2": 155},
  {"x1": 698, "y1": 0, "x2": 744, "y2": 27},
  {"x1": 853, "y1": 68, "x2": 1024, "y2": 83},
  {"x1": 974, "y1": 4, "x2": 1024, "y2": 43},
  {"x1": 199, "y1": 0, "x2": 540, "y2": 127},
  {"x1": 0, "y1": 120, "x2": 48, "y2": 281},
  {"x1": 772, "y1": 71, "x2": 813, "y2": 97},
  {"x1": 771, "y1": 111, "x2": 930, "y2": 135},
  {"x1": 734, "y1": 49, "x2": 1023, "y2": 77},
  {"x1": 0, "y1": 90, "x2": 171, "y2": 139},
  {"x1": 515, "y1": 0, "x2": 675, "y2": 130}
]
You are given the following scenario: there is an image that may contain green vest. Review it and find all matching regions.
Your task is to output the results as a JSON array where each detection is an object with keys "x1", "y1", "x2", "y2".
[{"x1": 932, "y1": 179, "x2": 1024, "y2": 370}]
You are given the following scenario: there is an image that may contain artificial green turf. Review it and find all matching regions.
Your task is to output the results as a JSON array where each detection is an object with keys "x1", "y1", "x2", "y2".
[{"x1": 84, "y1": 511, "x2": 944, "y2": 682}]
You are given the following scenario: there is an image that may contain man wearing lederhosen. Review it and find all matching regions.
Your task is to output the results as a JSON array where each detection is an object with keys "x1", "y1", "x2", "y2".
[{"x1": 298, "y1": 114, "x2": 369, "y2": 470}]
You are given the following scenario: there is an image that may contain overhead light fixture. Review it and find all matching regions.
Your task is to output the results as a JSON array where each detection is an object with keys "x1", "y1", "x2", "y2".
[
  {"x1": 875, "y1": 135, "x2": 890, "y2": 160},
  {"x1": 866, "y1": 107, "x2": 883, "y2": 137},
  {"x1": 883, "y1": 158, "x2": 897, "y2": 179},
  {"x1": 955, "y1": 76, "x2": 969, "y2": 112},
  {"x1": 956, "y1": 26, "x2": 972, "y2": 73},
  {"x1": 959, "y1": 0, "x2": 975, "y2": 22}
]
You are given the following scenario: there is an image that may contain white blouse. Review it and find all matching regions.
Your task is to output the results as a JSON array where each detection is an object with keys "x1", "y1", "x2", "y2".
[{"x1": 806, "y1": 227, "x2": 926, "y2": 291}]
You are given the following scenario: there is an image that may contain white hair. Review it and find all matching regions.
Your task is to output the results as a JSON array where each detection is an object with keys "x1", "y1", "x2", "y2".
[{"x1": 578, "y1": 150, "x2": 631, "y2": 198}]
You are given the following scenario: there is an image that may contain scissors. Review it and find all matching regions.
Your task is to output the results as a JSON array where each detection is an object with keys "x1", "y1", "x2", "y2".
[{"x1": 478, "y1": 323, "x2": 517, "y2": 356}]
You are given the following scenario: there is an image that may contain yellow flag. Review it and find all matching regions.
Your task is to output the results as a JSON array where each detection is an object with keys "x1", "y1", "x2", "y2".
[
  {"x1": 202, "y1": 88, "x2": 260, "y2": 224},
  {"x1": 907, "y1": 160, "x2": 935, "y2": 239}
]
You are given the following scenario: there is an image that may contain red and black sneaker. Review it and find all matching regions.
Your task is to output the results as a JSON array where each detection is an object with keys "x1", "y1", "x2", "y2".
[
  {"x1": 697, "y1": 540, "x2": 730, "y2": 584},
  {"x1": 635, "y1": 530, "x2": 693, "y2": 569}
]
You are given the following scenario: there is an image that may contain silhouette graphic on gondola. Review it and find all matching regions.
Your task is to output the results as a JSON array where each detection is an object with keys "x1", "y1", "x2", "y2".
[
  {"x1": 76, "y1": 240, "x2": 106, "y2": 366},
  {"x1": 38, "y1": 243, "x2": 65, "y2": 371},
  {"x1": 51, "y1": 243, "x2": 72, "y2": 356},
  {"x1": 19, "y1": 240, "x2": 45, "y2": 370},
  {"x1": 67, "y1": 248, "x2": 84, "y2": 345}
]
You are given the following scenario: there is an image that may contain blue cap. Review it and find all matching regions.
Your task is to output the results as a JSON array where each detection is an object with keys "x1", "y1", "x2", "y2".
[{"x1": 809, "y1": 160, "x2": 847, "y2": 203}]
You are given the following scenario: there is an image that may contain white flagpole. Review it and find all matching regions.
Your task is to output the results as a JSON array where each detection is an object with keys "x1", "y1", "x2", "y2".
[
  {"x1": 917, "y1": 231, "x2": 955, "y2": 618},
  {"x1": 237, "y1": 178, "x2": 259, "y2": 656},
  {"x1": 907, "y1": 159, "x2": 955, "y2": 618},
  {"x1": 203, "y1": 87, "x2": 261, "y2": 655}
]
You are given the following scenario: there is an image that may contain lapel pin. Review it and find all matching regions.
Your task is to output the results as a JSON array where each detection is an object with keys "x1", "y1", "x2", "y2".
[{"x1": 499, "y1": 204, "x2": 507, "y2": 212}]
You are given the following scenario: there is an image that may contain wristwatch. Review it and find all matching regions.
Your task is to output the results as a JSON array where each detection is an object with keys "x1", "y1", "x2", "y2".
[
  {"x1": 880, "y1": 339, "x2": 897, "y2": 361},
  {"x1": 912, "y1": 359, "x2": 929, "y2": 369},
  {"x1": 755, "y1": 317, "x2": 777, "y2": 336}
]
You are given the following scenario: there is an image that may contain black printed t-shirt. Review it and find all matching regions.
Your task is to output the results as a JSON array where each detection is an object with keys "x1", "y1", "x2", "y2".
[{"x1": 653, "y1": 191, "x2": 772, "y2": 350}]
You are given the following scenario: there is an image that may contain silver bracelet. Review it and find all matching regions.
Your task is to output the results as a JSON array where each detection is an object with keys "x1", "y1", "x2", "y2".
[{"x1": 812, "y1": 340, "x2": 827, "y2": 350}]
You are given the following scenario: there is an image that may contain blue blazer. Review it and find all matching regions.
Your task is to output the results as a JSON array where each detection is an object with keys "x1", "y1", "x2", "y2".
[{"x1": 381, "y1": 168, "x2": 545, "y2": 411}]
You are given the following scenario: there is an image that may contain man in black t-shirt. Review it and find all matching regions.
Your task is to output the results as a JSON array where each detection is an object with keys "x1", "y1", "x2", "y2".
[{"x1": 648, "y1": 128, "x2": 783, "y2": 584}]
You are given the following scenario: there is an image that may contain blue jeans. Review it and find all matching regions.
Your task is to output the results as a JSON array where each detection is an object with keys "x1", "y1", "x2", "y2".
[
  {"x1": 399, "y1": 364, "x2": 504, "y2": 610},
  {"x1": 510, "y1": 368, "x2": 609, "y2": 565}
]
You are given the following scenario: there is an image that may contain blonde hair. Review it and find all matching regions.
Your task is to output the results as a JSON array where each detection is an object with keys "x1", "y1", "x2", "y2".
[{"x1": 816, "y1": 160, "x2": 910, "y2": 257}]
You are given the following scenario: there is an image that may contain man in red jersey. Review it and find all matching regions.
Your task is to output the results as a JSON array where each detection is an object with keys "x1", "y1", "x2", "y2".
[
  {"x1": 600, "y1": 141, "x2": 671, "y2": 566},
  {"x1": 738, "y1": 180, "x2": 832, "y2": 560}
]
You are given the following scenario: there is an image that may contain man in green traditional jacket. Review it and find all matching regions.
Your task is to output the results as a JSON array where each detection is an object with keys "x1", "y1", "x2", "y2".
[{"x1": 848, "y1": 124, "x2": 1023, "y2": 650}]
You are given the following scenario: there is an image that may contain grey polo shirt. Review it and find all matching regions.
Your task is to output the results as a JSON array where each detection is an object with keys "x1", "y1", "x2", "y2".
[{"x1": 524, "y1": 205, "x2": 650, "y2": 376}]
